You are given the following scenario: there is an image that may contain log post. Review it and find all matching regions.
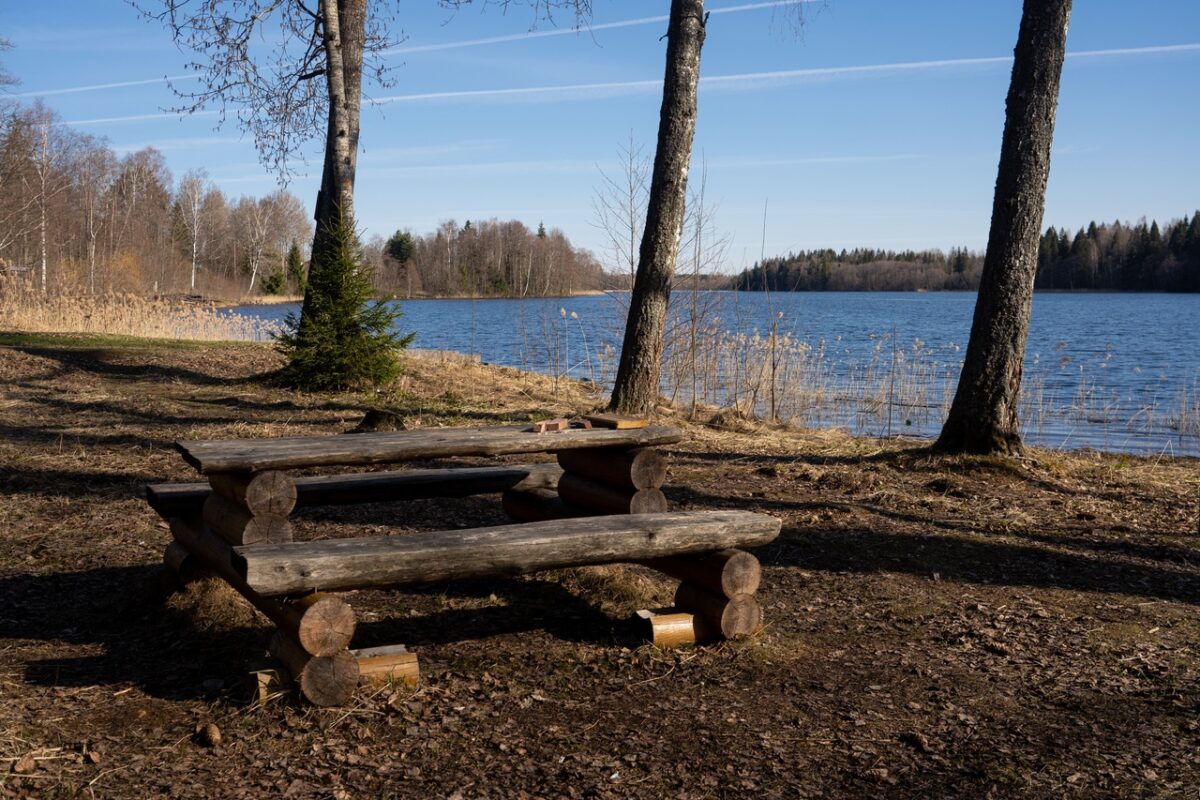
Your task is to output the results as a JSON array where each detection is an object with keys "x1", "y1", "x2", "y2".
[
  {"x1": 277, "y1": 594, "x2": 357, "y2": 657},
  {"x1": 269, "y1": 631, "x2": 359, "y2": 707},
  {"x1": 169, "y1": 516, "x2": 354, "y2": 656},
  {"x1": 556, "y1": 447, "x2": 667, "y2": 490},
  {"x1": 208, "y1": 470, "x2": 298, "y2": 516},
  {"x1": 351, "y1": 645, "x2": 420, "y2": 687},
  {"x1": 556, "y1": 473, "x2": 668, "y2": 515},
  {"x1": 202, "y1": 492, "x2": 292, "y2": 546},
  {"x1": 673, "y1": 583, "x2": 762, "y2": 639},
  {"x1": 644, "y1": 549, "x2": 761, "y2": 598}
]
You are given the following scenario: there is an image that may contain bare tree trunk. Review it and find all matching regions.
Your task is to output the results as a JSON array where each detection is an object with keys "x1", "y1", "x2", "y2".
[
  {"x1": 935, "y1": 0, "x2": 1072, "y2": 455},
  {"x1": 609, "y1": 0, "x2": 706, "y2": 416},
  {"x1": 299, "y1": 0, "x2": 364, "y2": 324}
]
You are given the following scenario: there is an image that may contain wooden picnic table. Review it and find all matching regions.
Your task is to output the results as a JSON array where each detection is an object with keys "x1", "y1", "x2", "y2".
[{"x1": 148, "y1": 421, "x2": 781, "y2": 706}]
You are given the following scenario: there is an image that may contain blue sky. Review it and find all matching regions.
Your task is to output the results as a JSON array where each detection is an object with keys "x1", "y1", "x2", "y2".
[{"x1": 3, "y1": 1, "x2": 1198, "y2": 272}]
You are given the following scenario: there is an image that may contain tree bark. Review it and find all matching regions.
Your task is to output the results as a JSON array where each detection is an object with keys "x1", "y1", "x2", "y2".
[
  {"x1": 299, "y1": 0, "x2": 364, "y2": 327},
  {"x1": 609, "y1": 0, "x2": 706, "y2": 416},
  {"x1": 936, "y1": 0, "x2": 1072, "y2": 455}
]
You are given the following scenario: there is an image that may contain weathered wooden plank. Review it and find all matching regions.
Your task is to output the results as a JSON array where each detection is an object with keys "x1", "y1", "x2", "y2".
[
  {"x1": 351, "y1": 645, "x2": 420, "y2": 687},
  {"x1": 233, "y1": 510, "x2": 781, "y2": 596},
  {"x1": 175, "y1": 424, "x2": 683, "y2": 474},
  {"x1": 146, "y1": 463, "x2": 563, "y2": 518}
]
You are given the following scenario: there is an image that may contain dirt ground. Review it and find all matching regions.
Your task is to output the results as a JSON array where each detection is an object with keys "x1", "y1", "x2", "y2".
[{"x1": 1, "y1": 334, "x2": 1198, "y2": 799}]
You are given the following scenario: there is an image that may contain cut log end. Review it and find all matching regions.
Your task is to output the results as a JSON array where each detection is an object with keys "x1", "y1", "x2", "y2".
[
  {"x1": 557, "y1": 447, "x2": 667, "y2": 490},
  {"x1": 290, "y1": 595, "x2": 358, "y2": 657},
  {"x1": 209, "y1": 470, "x2": 298, "y2": 517},
  {"x1": 674, "y1": 583, "x2": 762, "y2": 639},
  {"x1": 645, "y1": 549, "x2": 761, "y2": 598},
  {"x1": 203, "y1": 492, "x2": 293, "y2": 546},
  {"x1": 557, "y1": 473, "x2": 668, "y2": 515},
  {"x1": 298, "y1": 651, "x2": 360, "y2": 707}
]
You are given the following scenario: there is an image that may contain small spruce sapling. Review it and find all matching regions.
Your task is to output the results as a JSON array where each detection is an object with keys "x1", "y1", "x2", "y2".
[{"x1": 276, "y1": 212, "x2": 413, "y2": 390}]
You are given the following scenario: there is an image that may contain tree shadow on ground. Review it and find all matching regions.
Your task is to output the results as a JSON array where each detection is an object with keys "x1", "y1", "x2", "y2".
[
  {"x1": 759, "y1": 525, "x2": 1200, "y2": 606},
  {"x1": 673, "y1": 447, "x2": 1085, "y2": 497},
  {"x1": 1, "y1": 564, "x2": 632, "y2": 702},
  {"x1": 0, "y1": 464, "x2": 159, "y2": 500},
  {"x1": 9, "y1": 345, "x2": 251, "y2": 388}
]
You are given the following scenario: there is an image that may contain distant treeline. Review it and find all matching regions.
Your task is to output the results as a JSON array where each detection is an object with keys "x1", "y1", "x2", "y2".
[
  {"x1": 731, "y1": 247, "x2": 983, "y2": 292},
  {"x1": 731, "y1": 213, "x2": 1200, "y2": 293},
  {"x1": 1035, "y1": 214, "x2": 1200, "y2": 292},
  {"x1": 364, "y1": 218, "x2": 606, "y2": 298}
]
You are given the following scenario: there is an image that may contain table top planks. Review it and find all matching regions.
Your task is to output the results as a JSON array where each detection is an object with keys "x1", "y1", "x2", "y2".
[{"x1": 176, "y1": 424, "x2": 684, "y2": 474}]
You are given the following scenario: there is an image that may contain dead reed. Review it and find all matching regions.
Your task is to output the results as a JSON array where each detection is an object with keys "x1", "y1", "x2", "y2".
[{"x1": 0, "y1": 278, "x2": 277, "y2": 342}]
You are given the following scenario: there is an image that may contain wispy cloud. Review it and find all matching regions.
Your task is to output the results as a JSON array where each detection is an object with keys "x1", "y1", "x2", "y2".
[
  {"x1": 367, "y1": 159, "x2": 601, "y2": 177},
  {"x1": 386, "y1": 1, "x2": 809, "y2": 56},
  {"x1": 17, "y1": 74, "x2": 200, "y2": 99},
  {"x1": 371, "y1": 43, "x2": 1200, "y2": 106},
  {"x1": 709, "y1": 154, "x2": 926, "y2": 168},
  {"x1": 65, "y1": 110, "x2": 220, "y2": 126}
]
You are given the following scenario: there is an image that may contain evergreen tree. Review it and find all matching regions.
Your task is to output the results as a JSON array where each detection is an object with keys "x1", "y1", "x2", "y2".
[
  {"x1": 276, "y1": 213, "x2": 413, "y2": 391},
  {"x1": 286, "y1": 240, "x2": 306, "y2": 293},
  {"x1": 385, "y1": 230, "x2": 414, "y2": 264}
]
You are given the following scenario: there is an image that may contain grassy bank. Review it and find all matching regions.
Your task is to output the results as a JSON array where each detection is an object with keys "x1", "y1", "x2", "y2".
[{"x1": 0, "y1": 335, "x2": 1198, "y2": 798}]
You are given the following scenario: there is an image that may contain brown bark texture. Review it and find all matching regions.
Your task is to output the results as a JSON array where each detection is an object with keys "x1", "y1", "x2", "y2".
[
  {"x1": 936, "y1": 0, "x2": 1073, "y2": 455},
  {"x1": 609, "y1": 0, "x2": 706, "y2": 416}
]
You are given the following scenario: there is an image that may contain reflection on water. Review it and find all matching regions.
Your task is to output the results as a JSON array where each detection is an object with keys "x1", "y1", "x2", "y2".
[{"x1": 230, "y1": 291, "x2": 1200, "y2": 457}]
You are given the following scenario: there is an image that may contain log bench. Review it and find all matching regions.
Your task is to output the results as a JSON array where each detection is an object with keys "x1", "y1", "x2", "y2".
[{"x1": 147, "y1": 423, "x2": 781, "y2": 706}]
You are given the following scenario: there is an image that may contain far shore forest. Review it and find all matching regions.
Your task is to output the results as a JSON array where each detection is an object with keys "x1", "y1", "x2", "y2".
[{"x1": 1, "y1": 103, "x2": 1197, "y2": 301}]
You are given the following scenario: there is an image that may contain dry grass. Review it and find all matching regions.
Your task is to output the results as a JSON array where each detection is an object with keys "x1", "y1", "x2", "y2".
[{"x1": 0, "y1": 278, "x2": 277, "y2": 342}]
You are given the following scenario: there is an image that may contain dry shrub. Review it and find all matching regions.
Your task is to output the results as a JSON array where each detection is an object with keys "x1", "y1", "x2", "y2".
[
  {"x1": 555, "y1": 564, "x2": 676, "y2": 616},
  {"x1": 0, "y1": 278, "x2": 275, "y2": 341}
]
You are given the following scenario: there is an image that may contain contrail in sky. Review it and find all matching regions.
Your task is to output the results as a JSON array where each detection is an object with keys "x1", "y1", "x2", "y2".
[
  {"x1": 22, "y1": 1, "x2": 799, "y2": 97},
  {"x1": 17, "y1": 74, "x2": 199, "y2": 98},
  {"x1": 62, "y1": 42, "x2": 1198, "y2": 124},
  {"x1": 370, "y1": 43, "x2": 1200, "y2": 106},
  {"x1": 385, "y1": 1, "x2": 808, "y2": 56}
]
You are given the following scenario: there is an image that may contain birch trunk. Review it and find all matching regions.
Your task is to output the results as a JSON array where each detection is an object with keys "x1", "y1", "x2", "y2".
[{"x1": 609, "y1": 0, "x2": 706, "y2": 416}]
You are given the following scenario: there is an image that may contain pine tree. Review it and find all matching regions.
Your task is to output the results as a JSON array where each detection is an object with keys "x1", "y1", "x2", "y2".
[{"x1": 276, "y1": 213, "x2": 413, "y2": 390}]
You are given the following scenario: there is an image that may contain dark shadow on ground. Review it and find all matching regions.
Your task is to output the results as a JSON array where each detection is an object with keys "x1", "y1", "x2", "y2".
[
  {"x1": 758, "y1": 526, "x2": 1200, "y2": 606},
  {"x1": 2, "y1": 564, "x2": 631, "y2": 701},
  {"x1": 0, "y1": 464, "x2": 161, "y2": 500}
]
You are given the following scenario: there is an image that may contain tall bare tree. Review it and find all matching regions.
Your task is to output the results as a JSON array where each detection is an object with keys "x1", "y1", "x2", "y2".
[
  {"x1": 609, "y1": 0, "x2": 707, "y2": 416},
  {"x1": 176, "y1": 169, "x2": 209, "y2": 290},
  {"x1": 936, "y1": 0, "x2": 1073, "y2": 454}
]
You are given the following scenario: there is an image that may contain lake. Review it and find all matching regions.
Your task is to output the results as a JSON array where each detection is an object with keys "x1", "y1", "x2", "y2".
[{"x1": 231, "y1": 291, "x2": 1200, "y2": 457}]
